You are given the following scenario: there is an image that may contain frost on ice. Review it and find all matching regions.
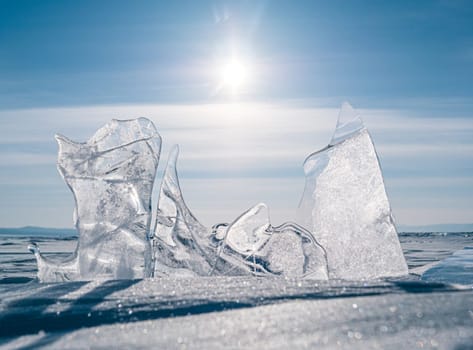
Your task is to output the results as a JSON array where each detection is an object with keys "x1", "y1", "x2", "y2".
[
  {"x1": 30, "y1": 118, "x2": 161, "y2": 282},
  {"x1": 297, "y1": 102, "x2": 408, "y2": 279},
  {"x1": 153, "y1": 146, "x2": 328, "y2": 279},
  {"x1": 30, "y1": 103, "x2": 407, "y2": 282}
]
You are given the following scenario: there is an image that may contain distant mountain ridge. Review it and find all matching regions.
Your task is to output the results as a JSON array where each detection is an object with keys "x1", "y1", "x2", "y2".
[
  {"x1": 0, "y1": 226, "x2": 77, "y2": 237},
  {"x1": 397, "y1": 223, "x2": 473, "y2": 233}
]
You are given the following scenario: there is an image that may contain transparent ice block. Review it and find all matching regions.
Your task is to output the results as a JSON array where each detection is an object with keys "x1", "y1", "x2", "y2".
[{"x1": 30, "y1": 118, "x2": 161, "y2": 282}]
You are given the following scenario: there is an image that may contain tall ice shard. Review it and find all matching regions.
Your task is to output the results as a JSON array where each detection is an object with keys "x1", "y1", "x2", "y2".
[
  {"x1": 297, "y1": 102, "x2": 408, "y2": 280},
  {"x1": 30, "y1": 118, "x2": 161, "y2": 282},
  {"x1": 153, "y1": 145, "x2": 219, "y2": 277}
]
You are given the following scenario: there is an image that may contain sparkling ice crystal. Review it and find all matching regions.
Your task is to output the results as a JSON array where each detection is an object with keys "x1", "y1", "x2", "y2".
[{"x1": 297, "y1": 102, "x2": 408, "y2": 279}]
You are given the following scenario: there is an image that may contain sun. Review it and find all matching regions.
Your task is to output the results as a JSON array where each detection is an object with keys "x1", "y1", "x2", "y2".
[{"x1": 220, "y1": 58, "x2": 249, "y2": 94}]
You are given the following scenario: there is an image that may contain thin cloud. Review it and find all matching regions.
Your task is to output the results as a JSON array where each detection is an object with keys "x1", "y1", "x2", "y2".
[{"x1": 0, "y1": 102, "x2": 472, "y2": 226}]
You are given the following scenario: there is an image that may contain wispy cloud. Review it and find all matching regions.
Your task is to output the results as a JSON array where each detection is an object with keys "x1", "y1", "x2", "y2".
[
  {"x1": 0, "y1": 153, "x2": 57, "y2": 166},
  {"x1": 0, "y1": 102, "x2": 472, "y2": 226},
  {"x1": 377, "y1": 144, "x2": 473, "y2": 157}
]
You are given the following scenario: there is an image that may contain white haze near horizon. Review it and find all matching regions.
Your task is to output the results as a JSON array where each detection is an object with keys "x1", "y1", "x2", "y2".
[{"x1": 0, "y1": 102, "x2": 472, "y2": 229}]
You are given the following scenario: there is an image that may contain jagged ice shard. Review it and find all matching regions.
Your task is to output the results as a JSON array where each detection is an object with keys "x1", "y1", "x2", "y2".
[
  {"x1": 153, "y1": 145, "x2": 220, "y2": 277},
  {"x1": 220, "y1": 203, "x2": 328, "y2": 279},
  {"x1": 297, "y1": 102, "x2": 408, "y2": 280},
  {"x1": 30, "y1": 118, "x2": 161, "y2": 282}
]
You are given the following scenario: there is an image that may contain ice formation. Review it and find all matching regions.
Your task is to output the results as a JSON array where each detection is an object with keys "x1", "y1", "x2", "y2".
[
  {"x1": 218, "y1": 203, "x2": 328, "y2": 278},
  {"x1": 153, "y1": 146, "x2": 328, "y2": 278},
  {"x1": 297, "y1": 102, "x2": 408, "y2": 279},
  {"x1": 30, "y1": 102, "x2": 407, "y2": 282},
  {"x1": 152, "y1": 145, "x2": 219, "y2": 277},
  {"x1": 30, "y1": 118, "x2": 161, "y2": 282}
]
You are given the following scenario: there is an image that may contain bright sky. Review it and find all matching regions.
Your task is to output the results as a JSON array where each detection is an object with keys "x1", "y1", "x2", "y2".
[{"x1": 0, "y1": 0, "x2": 472, "y2": 228}]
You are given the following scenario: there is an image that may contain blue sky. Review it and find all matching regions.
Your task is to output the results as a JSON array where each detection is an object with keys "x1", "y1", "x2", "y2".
[{"x1": 0, "y1": 0, "x2": 472, "y2": 228}]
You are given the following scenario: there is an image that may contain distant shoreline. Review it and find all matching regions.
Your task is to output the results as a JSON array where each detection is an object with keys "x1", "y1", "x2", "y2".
[
  {"x1": 0, "y1": 224, "x2": 472, "y2": 236},
  {"x1": 0, "y1": 226, "x2": 77, "y2": 237},
  {"x1": 397, "y1": 223, "x2": 473, "y2": 233}
]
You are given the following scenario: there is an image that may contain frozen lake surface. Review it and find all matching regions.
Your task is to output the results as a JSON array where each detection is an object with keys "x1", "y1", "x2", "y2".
[{"x1": 0, "y1": 232, "x2": 472, "y2": 349}]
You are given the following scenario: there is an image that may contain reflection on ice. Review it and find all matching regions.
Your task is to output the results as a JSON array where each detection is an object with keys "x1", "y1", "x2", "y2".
[
  {"x1": 30, "y1": 103, "x2": 407, "y2": 282},
  {"x1": 422, "y1": 247, "x2": 473, "y2": 285}
]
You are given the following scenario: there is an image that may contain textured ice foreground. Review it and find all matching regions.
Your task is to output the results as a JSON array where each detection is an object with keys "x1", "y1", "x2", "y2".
[
  {"x1": 297, "y1": 103, "x2": 408, "y2": 279},
  {"x1": 1, "y1": 278, "x2": 472, "y2": 349},
  {"x1": 30, "y1": 118, "x2": 161, "y2": 282}
]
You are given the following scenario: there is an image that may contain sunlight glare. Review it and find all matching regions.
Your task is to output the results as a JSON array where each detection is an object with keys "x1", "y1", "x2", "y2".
[{"x1": 220, "y1": 58, "x2": 248, "y2": 93}]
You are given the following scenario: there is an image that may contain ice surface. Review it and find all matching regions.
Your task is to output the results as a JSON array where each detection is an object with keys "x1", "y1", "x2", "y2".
[
  {"x1": 1, "y1": 278, "x2": 472, "y2": 349},
  {"x1": 297, "y1": 103, "x2": 408, "y2": 280},
  {"x1": 31, "y1": 118, "x2": 161, "y2": 282},
  {"x1": 421, "y1": 247, "x2": 473, "y2": 285},
  {"x1": 153, "y1": 148, "x2": 328, "y2": 278}
]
